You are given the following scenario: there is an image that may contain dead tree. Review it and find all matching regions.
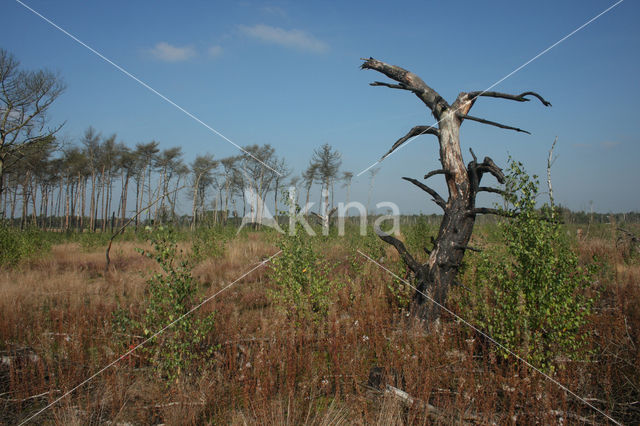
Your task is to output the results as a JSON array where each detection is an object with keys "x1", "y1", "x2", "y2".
[{"x1": 361, "y1": 57, "x2": 551, "y2": 321}]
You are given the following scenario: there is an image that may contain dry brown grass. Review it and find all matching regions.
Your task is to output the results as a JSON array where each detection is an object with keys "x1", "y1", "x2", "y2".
[{"x1": 1, "y1": 227, "x2": 639, "y2": 424}]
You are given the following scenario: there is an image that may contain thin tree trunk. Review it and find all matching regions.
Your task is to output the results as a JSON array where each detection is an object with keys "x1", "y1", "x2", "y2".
[
  {"x1": 121, "y1": 172, "x2": 130, "y2": 228},
  {"x1": 10, "y1": 180, "x2": 18, "y2": 221},
  {"x1": 89, "y1": 171, "x2": 96, "y2": 232},
  {"x1": 191, "y1": 175, "x2": 201, "y2": 230},
  {"x1": 64, "y1": 180, "x2": 70, "y2": 231}
]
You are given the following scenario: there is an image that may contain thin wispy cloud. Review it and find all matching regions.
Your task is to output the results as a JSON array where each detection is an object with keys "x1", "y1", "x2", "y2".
[
  {"x1": 150, "y1": 42, "x2": 196, "y2": 62},
  {"x1": 572, "y1": 142, "x2": 591, "y2": 149},
  {"x1": 261, "y1": 5, "x2": 287, "y2": 18},
  {"x1": 239, "y1": 24, "x2": 329, "y2": 53},
  {"x1": 601, "y1": 140, "x2": 621, "y2": 149},
  {"x1": 208, "y1": 45, "x2": 223, "y2": 57},
  {"x1": 573, "y1": 141, "x2": 622, "y2": 150}
]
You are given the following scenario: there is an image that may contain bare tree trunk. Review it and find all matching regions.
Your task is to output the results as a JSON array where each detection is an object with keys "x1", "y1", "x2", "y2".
[
  {"x1": 191, "y1": 175, "x2": 201, "y2": 230},
  {"x1": 89, "y1": 171, "x2": 96, "y2": 232},
  {"x1": 100, "y1": 165, "x2": 106, "y2": 232},
  {"x1": 134, "y1": 175, "x2": 141, "y2": 231},
  {"x1": 224, "y1": 180, "x2": 230, "y2": 225},
  {"x1": 304, "y1": 185, "x2": 311, "y2": 216},
  {"x1": 10, "y1": 180, "x2": 18, "y2": 221},
  {"x1": 361, "y1": 58, "x2": 550, "y2": 321},
  {"x1": 547, "y1": 137, "x2": 557, "y2": 208},
  {"x1": 20, "y1": 172, "x2": 32, "y2": 229},
  {"x1": 2, "y1": 175, "x2": 7, "y2": 219},
  {"x1": 79, "y1": 177, "x2": 86, "y2": 231},
  {"x1": 21, "y1": 184, "x2": 28, "y2": 229},
  {"x1": 39, "y1": 184, "x2": 47, "y2": 229},
  {"x1": 73, "y1": 178, "x2": 81, "y2": 230},
  {"x1": 120, "y1": 173, "x2": 130, "y2": 229},
  {"x1": 64, "y1": 180, "x2": 70, "y2": 231},
  {"x1": 170, "y1": 175, "x2": 181, "y2": 224},
  {"x1": 30, "y1": 178, "x2": 37, "y2": 226},
  {"x1": 156, "y1": 168, "x2": 167, "y2": 224}
]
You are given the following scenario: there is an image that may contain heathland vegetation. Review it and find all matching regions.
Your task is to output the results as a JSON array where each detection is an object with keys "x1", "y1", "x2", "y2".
[{"x1": 2, "y1": 206, "x2": 640, "y2": 423}]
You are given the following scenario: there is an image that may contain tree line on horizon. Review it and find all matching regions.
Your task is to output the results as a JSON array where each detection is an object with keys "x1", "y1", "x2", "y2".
[{"x1": 0, "y1": 125, "x2": 357, "y2": 231}]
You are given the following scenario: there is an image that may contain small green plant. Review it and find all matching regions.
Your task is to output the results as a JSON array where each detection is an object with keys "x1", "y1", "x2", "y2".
[
  {"x1": 462, "y1": 159, "x2": 595, "y2": 371},
  {"x1": 112, "y1": 226, "x2": 216, "y2": 383},
  {"x1": 268, "y1": 196, "x2": 336, "y2": 324},
  {"x1": 191, "y1": 225, "x2": 231, "y2": 261}
]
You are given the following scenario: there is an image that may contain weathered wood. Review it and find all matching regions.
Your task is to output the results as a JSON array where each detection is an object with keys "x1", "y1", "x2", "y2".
[
  {"x1": 381, "y1": 125, "x2": 439, "y2": 160},
  {"x1": 362, "y1": 57, "x2": 550, "y2": 321},
  {"x1": 401, "y1": 177, "x2": 446, "y2": 210},
  {"x1": 457, "y1": 113, "x2": 531, "y2": 134}
]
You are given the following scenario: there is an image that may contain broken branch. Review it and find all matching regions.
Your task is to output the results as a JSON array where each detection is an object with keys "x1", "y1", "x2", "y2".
[
  {"x1": 424, "y1": 169, "x2": 449, "y2": 180},
  {"x1": 361, "y1": 57, "x2": 449, "y2": 117},
  {"x1": 402, "y1": 177, "x2": 446, "y2": 209},
  {"x1": 374, "y1": 226, "x2": 420, "y2": 273},
  {"x1": 477, "y1": 186, "x2": 506, "y2": 195},
  {"x1": 370, "y1": 81, "x2": 414, "y2": 91},
  {"x1": 457, "y1": 113, "x2": 531, "y2": 134},
  {"x1": 381, "y1": 125, "x2": 439, "y2": 160},
  {"x1": 467, "y1": 90, "x2": 552, "y2": 107},
  {"x1": 477, "y1": 156, "x2": 505, "y2": 184}
]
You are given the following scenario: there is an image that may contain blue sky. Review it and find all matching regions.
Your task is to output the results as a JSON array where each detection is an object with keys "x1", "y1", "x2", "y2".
[{"x1": 4, "y1": 0, "x2": 639, "y2": 214}]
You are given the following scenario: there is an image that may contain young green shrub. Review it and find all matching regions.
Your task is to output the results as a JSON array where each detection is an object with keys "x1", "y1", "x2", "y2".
[
  {"x1": 462, "y1": 159, "x2": 595, "y2": 372},
  {"x1": 191, "y1": 225, "x2": 232, "y2": 261},
  {"x1": 112, "y1": 226, "x2": 216, "y2": 383},
  {"x1": 268, "y1": 196, "x2": 336, "y2": 325},
  {"x1": 0, "y1": 224, "x2": 52, "y2": 266}
]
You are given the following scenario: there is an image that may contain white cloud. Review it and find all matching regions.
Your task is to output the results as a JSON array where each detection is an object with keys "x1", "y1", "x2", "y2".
[
  {"x1": 239, "y1": 24, "x2": 328, "y2": 53},
  {"x1": 208, "y1": 45, "x2": 223, "y2": 57},
  {"x1": 572, "y1": 142, "x2": 591, "y2": 149},
  {"x1": 261, "y1": 6, "x2": 287, "y2": 17},
  {"x1": 150, "y1": 42, "x2": 196, "y2": 62},
  {"x1": 601, "y1": 140, "x2": 621, "y2": 149}
]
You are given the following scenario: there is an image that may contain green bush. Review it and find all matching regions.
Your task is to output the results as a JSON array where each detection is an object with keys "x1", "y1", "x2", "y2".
[
  {"x1": 0, "y1": 224, "x2": 52, "y2": 266},
  {"x1": 269, "y1": 200, "x2": 337, "y2": 325},
  {"x1": 461, "y1": 159, "x2": 595, "y2": 371},
  {"x1": 191, "y1": 225, "x2": 233, "y2": 261},
  {"x1": 112, "y1": 226, "x2": 216, "y2": 383}
]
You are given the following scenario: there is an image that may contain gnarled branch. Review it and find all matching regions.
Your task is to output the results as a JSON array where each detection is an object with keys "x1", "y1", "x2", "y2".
[
  {"x1": 402, "y1": 177, "x2": 446, "y2": 209},
  {"x1": 477, "y1": 156, "x2": 505, "y2": 184},
  {"x1": 477, "y1": 186, "x2": 506, "y2": 195},
  {"x1": 370, "y1": 81, "x2": 414, "y2": 91},
  {"x1": 424, "y1": 169, "x2": 450, "y2": 180},
  {"x1": 381, "y1": 125, "x2": 439, "y2": 160},
  {"x1": 374, "y1": 226, "x2": 420, "y2": 273},
  {"x1": 361, "y1": 57, "x2": 449, "y2": 118},
  {"x1": 457, "y1": 113, "x2": 531, "y2": 134},
  {"x1": 467, "y1": 90, "x2": 552, "y2": 107}
]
